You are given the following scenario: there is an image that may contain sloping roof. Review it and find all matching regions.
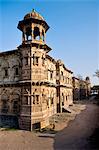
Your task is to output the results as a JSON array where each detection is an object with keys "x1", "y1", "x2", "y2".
[
  {"x1": 46, "y1": 55, "x2": 56, "y2": 64},
  {"x1": 0, "y1": 49, "x2": 18, "y2": 56}
]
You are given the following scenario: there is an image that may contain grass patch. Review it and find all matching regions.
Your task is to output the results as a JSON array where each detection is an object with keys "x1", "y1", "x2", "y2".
[
  {"x1": 5, "y1": 128, "x2": 18, "y2": 131},
  {"x1": 0, "y1": 127, "x2": 18, "y2": 131}
]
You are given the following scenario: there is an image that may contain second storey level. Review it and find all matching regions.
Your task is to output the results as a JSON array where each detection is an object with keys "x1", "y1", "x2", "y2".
[
  {"x1": 56, "y1": 60, "x2": 73, "y2": 88},
  {"x1": 0, "y1": 50, "x2": 21, "y2": 84}
]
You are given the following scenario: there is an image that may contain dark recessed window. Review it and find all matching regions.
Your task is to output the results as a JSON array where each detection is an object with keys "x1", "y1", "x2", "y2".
[
  {"x1": 13, "y1": 101, "x2": 18, "y2": 113},
  {"x1": 36, "y1": 57, "x2": 38, "y2": 65},
  {"x1": 51, "y1": 97, "x2": 53, "y2": 104},
  {"x1": 25, "y1": 57, "x2": 28, "y2": 65},
  {"x1": 5, "y1": 69, "x2": 8, "y2": 77},
  {"x1": 50, "y1": 71, "x2": 53, "y2": 79},
  {"x1": 33, "y1": 55, "x2": 39, "y2": 66},
  {"x1": 15, "y1": 68, "x2": 19, "y2": 75},
  {"x1": 61, "y1": 71, "x2": 63, "y2": 76},
  {"x1": 42, "y1": 57, "x2": 45, "y2": 66},
  {"x1": 36, "y1": 95, "x2": 39, "y2": 104},
  {"x1": 23, "y1": 96, "x2": 28, "y2": 105},
  {"x1": 66, "y1": 96, "x2": 67, "y2": 101},
  {"x1": 33, "y1": 95, "x2": 39, "y2": 104}
]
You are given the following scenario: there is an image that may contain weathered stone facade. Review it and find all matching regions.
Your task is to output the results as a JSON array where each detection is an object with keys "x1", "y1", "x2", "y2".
[
  {"x1": 56, "y1": 60, "x2": 73, "y2": 113},
  {"x1": 72, "y1": 77, "x2": 80, "y2": 100},
  {"x1": 72, "y1": 76, "x2": 91, "y2": 101},
  {"x1": 0, "y1": 10, "x2": 73, "y2": 130}
]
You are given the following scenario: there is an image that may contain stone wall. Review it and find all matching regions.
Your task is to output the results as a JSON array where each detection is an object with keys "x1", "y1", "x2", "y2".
[
  {"x1": 0, "y1": 87, "x2": 21, "y2": 128},
  {"x1": 0, "y1": 51, "x2": 21, "y2": 83},
  {"x1": 56, "y1": 60, "x2": 73, "y2": 113},
  {"x1": 31, "y1": 85, "x2": 56, "y2": 129}
]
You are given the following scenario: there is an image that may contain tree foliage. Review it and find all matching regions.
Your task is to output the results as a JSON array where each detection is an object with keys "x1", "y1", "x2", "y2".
[{"x1": 94, "y1": 70, "x2": 99, "y2": 78}]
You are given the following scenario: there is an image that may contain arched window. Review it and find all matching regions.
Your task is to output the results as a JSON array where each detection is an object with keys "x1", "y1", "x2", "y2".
[
  {"x1": 4, "y1": 68, "x2": 8, "y2": 77},
  {"x1": 12, "y1": 93, "x2": 20, "y2": 114},
  {"x1": 13, "y1": 101, "x2": 19, "y2": 113},
  {"x1": 33, "y1": 91, "x2": 39, "y2": 104},
  {"x1": 24, "y1": 57, "x2": 28, "y2": 65},
  {"x1": 1, "y1": 101, "x2": 9, "y2": 113},
  {"x1": 1, "y1": 93, "x2": 9, "y2": 113},
  {"x1": 42, "y1": 93, "x2": 46, "y2": 103},
  {"x1": 33, "y1": 54, "x2": 39, "y2": 66},
  {"x1": 22, "y1": 96, "x2": 28, "y2": 105},
  {"x1": 15, "y1": 67, "x2": 19, "y2": 76},
  {"x1": 34, "y1": 27, "x2": 40, "y2": 40},
  {"x1": 66, "y1": 95, "x2": 67, "y2": 101},
  {"x1": 50, "y1": 70, "x2": 53, "y2": 80},
  {"x1": 50, "y1": 91, "x2": 54, "y2": 105},
  {"x1": 26, "y1": 27, "x2": 32, "y2": 41},
  {"x1": 2, "y1": 60, "x2": 9, "y2": 78}
]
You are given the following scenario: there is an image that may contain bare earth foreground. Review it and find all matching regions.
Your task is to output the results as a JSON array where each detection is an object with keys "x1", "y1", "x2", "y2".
[{"x1": 0, "y1": 103, "x2": 99, "y2": 150}]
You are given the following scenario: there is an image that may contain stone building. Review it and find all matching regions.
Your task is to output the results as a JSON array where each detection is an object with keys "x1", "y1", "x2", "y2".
[
  {"x1": 72, "y1": 77, "x2": 80, "y2": 100},
  {"x1": 85, "y1": 77, "x2": 91, "y2": 98},
  {"x1": 0, "y1": 10, "x2": 73, "y2": 130},
  {"x1": 56, "y1": 60, "x2": 73, "y2": 113},
  {"x1": 72, "y1": 76, "x2": 91, "y2": 100},
  {"x1": 91, "y1": 85, "x2": 99, "y2": 95}
]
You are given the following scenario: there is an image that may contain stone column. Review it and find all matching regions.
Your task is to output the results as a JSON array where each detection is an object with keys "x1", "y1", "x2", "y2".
[
  {"x1": 39, "y1": 27, "x2": 42, "y2": 41},
  {"x1": 31, "y1": 24, "x2": 34, "y2": 41},
  {"x1": 43, "y1": 30, "x2": 45, "y2": 42},
  {"x1": 22, "y1": 32, "x2": 25, "y2": 43}
]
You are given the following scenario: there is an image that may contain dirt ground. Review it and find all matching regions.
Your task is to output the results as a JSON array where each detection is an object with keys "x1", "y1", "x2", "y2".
[
  {"x1": 0, "y1": 102, "x2": 99, "y2": 150},
  {"x1": 49, "y1": 103, "x2": 86, "y2": 131},
  {"x1": 54, "y1": 103, "x2": 99, "y2": 150}
]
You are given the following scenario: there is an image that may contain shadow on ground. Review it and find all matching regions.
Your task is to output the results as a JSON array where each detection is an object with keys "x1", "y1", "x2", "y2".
[{"x1": 88, "y1": 127, "x2": 99, "y2": 150}]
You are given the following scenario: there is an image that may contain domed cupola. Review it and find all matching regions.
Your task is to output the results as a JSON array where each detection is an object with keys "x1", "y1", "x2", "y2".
[
  {"x1": 24, "y1": 9, "x2": 44, "y2": 21},
  {"x1": 17, "y1": 9, "x2": 51, "y2": 52}
]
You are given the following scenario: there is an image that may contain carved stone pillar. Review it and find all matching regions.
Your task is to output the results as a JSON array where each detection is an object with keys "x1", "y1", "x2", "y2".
[{"x1": 32, "y1": 24, "x2": 34, "y2": 41}]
